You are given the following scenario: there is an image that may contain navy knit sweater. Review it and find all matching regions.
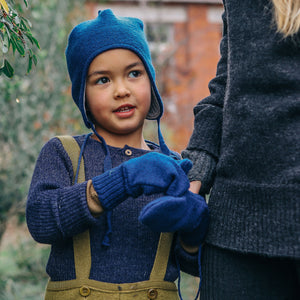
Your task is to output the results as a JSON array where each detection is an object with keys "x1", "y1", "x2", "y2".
[
  {"x1": 183, "y1": 0, "x2": 300, "y2": 258},
  {"x1": 27, "y1": 135, "x2": 198, "y2": 283}
]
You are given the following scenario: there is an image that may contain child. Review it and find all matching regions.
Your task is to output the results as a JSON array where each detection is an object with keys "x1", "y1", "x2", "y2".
[{"x1": 26, "y1": 9, "x2": 209, "y2": 300}]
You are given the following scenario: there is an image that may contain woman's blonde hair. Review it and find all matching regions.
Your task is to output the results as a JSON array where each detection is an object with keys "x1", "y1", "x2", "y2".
[{"x1": 272, "y1": 0, "x2": 300, "y2": 37}]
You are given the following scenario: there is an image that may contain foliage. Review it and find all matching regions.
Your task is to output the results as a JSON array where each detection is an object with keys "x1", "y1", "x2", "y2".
[
  {"x1": 0, "y1": 238, "x2": 50, "y2": 300},
  {"x1": 0, "y1": 0, "x2": 40, "y2": 77},
  {"x1": 0, "y1": 0, "x2": 86, "y2": 240}
]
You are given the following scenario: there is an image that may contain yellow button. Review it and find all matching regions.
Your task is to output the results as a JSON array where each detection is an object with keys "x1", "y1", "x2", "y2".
[
  {"x1": 125, "y1": 149, "x2": 132, "y2": 156},
  {"x1": 79, "y1": 286, "x2": 91, "y2": 297},
  {"x1": 147, "y1": 288, "x2": 158, "y2": 299}
]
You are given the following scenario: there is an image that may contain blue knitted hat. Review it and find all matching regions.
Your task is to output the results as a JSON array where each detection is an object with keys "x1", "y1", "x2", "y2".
[{"x1": 65, "y1": 9, "x2": 163, "y2": 129}]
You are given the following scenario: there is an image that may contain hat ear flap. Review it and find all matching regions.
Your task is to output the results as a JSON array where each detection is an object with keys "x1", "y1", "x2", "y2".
[
  {"x1": 86, "y1": 109, "x2": 95, "y2": 125},
  {"x1": 84, "y1": 94, "x2": 95, "y2": 126}
]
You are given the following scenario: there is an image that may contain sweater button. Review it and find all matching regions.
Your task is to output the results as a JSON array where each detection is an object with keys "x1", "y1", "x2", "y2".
[
  {"x1": 79, "y1": 286, "x2": 90, "y2": 296},
  {"x1": 125, "y1": 149, "x2": 132, "y2": 156},
  {"x1": 147, "y1": 288, "x2": 158, "y2": 299}
]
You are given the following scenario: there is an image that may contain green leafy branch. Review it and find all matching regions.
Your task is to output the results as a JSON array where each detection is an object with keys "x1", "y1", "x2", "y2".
[{"x1": 0, "y1": 0, "x2": 40, "y2": 77}]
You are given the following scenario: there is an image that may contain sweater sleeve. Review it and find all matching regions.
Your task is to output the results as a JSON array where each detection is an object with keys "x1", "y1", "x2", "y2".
[
  {"x1": 26, "y1": 137, "x2": 98, "y2": 244},
  {"x1": 181, "y1": 149, "x2": 216, "y2": 194},
  {"x1": 182, "y1": 8, "x2": 227, "y2": 191}
]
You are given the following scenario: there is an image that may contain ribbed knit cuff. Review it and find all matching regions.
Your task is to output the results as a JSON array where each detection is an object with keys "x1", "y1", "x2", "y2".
[
  {"x1": 92, "y1": 165, "x2": 127, "y2": 211},
  {"x1": 181, "y1": 149, "x2": 216, "y2": 194},
  {"x1": 58, "y1": 182, "x2": 98, "y2": 238}
]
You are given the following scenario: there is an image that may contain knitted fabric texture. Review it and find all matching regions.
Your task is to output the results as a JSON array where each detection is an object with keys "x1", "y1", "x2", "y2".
[
  {"x1": 92, "y1": 153, "x2": 192, "y2": 211},
  {"x1": 183, "y1": 0, "x2": 300, "y2": 258},
  {"x1": 139, "y1": 190, "x2": 209, "y2": 247},
  {"x1": 65, "y1": 9, "x2": 162, "y2": 128}
]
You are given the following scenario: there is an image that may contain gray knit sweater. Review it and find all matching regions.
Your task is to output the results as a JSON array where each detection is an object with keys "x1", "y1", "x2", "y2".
[{"x1": 182, "y1": 0, "x2": 300, "y2": 258}]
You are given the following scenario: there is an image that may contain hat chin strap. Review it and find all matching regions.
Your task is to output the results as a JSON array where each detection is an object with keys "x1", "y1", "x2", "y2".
[
  {"x1": 90, "y1": 123, "x2": 113, "y2": 171},
  {"x1": 157, "y1": 119, "x2": 171, "y2": 156}
]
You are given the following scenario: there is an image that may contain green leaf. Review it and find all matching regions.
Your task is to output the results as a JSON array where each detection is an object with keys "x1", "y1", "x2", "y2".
[
  {"x1": 21, "y1": 16, "x2": 32, "y2": 28},
  {"x1": 27, "y1": 55, "x2": 32, "y2": 73},
  {"x1": 25, "y1": 32, "x2": 40, "y2": 49},
  {"x1": 3, "y1": 19, "x2": 13, "y2": 32},
  {"x1": 24, "y1": 31, "x2": 33, "y2": 42},
  {"x1": 2, "y1": 59, "x2": 14, "y2": 77},
  {"x1": 3, "y1": 23, "x2": 12, "y2": 40},
  {"x1": 11, "y1": 33, "x2": 25, "y2": 56},
  {"x1": 31, "y1": 35, "x2": 40, "y2": 49},
  {"x1": 9, "y1": 36, "x2": 16, "y2": 53},
  {"x1": 32, "y1": 54, "x2": 37, "y2": 66}
]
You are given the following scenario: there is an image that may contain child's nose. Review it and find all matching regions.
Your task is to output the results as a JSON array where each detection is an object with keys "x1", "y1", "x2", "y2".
[{"x1": 114, "y1": 80, "x2": 130, "y2": 99}]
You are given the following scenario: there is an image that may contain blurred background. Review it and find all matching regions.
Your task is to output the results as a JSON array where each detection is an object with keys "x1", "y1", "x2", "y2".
[{"x1": 0, "y1": 0, "x2": 222, "y2": 298}]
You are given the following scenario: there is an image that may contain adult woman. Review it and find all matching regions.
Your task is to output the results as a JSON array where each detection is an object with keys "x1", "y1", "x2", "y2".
[{"x1": 183, "y1": 0, "x2": 300, "y2": 298}]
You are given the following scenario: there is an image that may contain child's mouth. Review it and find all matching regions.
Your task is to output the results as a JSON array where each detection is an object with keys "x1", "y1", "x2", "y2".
[
  {"x1": 116, "y1": 106, "x2": 132, "y2": 112},
  {"x1": 114, "y1": 105, "x2": 135, "y2": 117}
]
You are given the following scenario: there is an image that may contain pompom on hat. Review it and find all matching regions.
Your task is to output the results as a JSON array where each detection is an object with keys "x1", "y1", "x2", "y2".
[{"x1": 65, "y1": 9, "x2": 163, "y2": 129}]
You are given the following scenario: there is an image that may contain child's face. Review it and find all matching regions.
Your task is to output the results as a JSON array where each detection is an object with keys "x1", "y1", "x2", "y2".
[{"x1": 85, "y1": 49, "x2": 151, "y2": 143}]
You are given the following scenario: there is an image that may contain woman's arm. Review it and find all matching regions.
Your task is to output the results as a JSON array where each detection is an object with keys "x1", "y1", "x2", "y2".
[{"x1": 182, "y1": 8, "x2": 228, "y2": 193}]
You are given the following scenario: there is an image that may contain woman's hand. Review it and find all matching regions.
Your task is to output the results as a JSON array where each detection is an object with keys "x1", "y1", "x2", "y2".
[{"x1": 189, "y1": 181, "x2": 202, "y2": 194}]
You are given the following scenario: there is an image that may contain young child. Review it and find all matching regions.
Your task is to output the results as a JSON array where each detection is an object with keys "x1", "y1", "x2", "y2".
[{"x1": 26, "y1": 9, "x2": 209, "y2": 300}]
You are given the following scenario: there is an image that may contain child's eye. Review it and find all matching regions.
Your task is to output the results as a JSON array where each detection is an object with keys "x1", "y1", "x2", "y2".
[
  {"x1": 128, "y1": 70, "x2": 141, "y2": 78},
  {"x1": 96, "y1": 77, "x2": 110, "y2": 85}
]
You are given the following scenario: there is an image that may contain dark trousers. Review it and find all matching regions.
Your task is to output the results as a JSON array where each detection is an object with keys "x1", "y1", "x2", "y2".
[{"x1": 200, "y1": 244, "x2": 300, "y2": 300}]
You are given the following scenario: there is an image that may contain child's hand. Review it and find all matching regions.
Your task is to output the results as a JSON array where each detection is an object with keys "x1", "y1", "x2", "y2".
[
  {"x1": 123, "y1": 153, "x2": 192, "y2": 197},
  {"x1": 139, "y1": 190, "x2": 209, "y2": 247},
  {"x1": 92, "y1": 153, "x2": 192, "y2": 211}
]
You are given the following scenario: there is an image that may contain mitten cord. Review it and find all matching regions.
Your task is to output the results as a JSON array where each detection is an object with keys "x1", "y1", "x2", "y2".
[
  {"x1": 75, "y1": 129, "x2": 113, "y2": 247},
  {"x1": 90, "y1": 125, "x2": 113, "y2": 246},
  {"x1": 157, "y1": 118, "x2": 171, "y2": 156}
]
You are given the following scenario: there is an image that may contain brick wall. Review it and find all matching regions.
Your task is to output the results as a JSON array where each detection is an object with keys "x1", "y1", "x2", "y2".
[{"x1": 161, "y1": 3, "x2": 222, "y2": 152}]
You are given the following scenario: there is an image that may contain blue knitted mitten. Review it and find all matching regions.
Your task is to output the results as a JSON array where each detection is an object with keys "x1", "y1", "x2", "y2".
[
  {"x1": 92, "y1": 152, "x2": 192, "y2": 211},
  {"x1": 139, "y1": 191, "x2": 209, "y2": 246}
]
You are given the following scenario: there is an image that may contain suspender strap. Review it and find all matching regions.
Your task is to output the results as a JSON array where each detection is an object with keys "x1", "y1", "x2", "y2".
[
  {"x1": 56, "y1": 135, "x2": 173, "y2": 282},
  {"x1": 150, "y1": 232, "x2": 173, "y2": 281},
  {"x1": 57, "y1": 136, "x2": 91, "y2": 280},
  {"x1": 57, "y1": 135, "x2": 85, "y2": 184}
]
